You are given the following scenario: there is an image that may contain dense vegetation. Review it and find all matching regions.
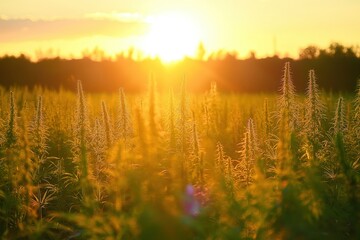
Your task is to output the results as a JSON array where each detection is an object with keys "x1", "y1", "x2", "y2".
[{"x1": 0, "y1": 63, "x2": 359, "y2": 239}]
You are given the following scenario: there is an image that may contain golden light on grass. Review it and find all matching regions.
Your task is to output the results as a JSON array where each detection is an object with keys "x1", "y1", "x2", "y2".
[{"x1": 141, "y1": 13, "x2": 201, "y2": 63}]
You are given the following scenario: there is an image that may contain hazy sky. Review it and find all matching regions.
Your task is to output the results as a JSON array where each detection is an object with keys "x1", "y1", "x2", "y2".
[{"x1": 1, "y1": 0, "x2": 359, "y2": 59}]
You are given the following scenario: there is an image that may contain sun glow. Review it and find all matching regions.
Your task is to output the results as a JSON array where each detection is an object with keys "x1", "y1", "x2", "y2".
[{"x1": 142, "y1": 13, "x2": 201, "y2": 63}]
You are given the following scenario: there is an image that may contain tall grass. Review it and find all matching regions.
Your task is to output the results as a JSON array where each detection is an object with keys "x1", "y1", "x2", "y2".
[
  {"x1": 0, "y1": 63, "x2": 359, "y2": 239},
  {"x1": 303, "y1": 70, "x2": 325, "y2": 164}
]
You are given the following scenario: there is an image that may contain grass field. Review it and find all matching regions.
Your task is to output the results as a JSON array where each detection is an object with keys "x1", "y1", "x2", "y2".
[{"x1": 0, "y1": 63, "x2": 359, "y2": 239}]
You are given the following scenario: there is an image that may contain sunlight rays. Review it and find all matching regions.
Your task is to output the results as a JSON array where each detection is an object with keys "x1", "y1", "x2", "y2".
[{"x1": 141, "y1": 13, "x2": 201, "y2": 62}]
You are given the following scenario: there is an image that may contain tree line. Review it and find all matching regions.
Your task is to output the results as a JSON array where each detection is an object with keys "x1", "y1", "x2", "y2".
[{"x1": 0, "y1": 43, "x2": 359, "y2": 93}]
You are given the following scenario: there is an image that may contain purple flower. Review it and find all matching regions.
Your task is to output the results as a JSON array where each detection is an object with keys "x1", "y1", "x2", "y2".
[{"x1": 184, "y1": 184, "x2": 200, "y2": 216}]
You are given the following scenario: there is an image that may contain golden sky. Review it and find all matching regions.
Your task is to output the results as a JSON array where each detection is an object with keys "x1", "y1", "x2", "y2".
[{"x1": 1, "y1": 0, "x2": 359, "y2": 60}]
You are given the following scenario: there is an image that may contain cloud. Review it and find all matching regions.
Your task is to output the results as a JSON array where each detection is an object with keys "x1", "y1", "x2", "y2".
[
  {"x1": 84, "y1": 12, "x2": 150, "y2": 22},
  {"x1": 0, "y1": 14, "x2": 150, "y2": 42}
]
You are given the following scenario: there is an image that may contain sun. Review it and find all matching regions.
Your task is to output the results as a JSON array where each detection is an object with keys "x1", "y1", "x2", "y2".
[{"x1": 142, "y1": 13, "x2": 201, "y2": 63}]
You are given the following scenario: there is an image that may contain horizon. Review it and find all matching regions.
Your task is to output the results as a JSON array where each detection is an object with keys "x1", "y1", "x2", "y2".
[{"x1": 1, "y1": 41, "x2": 359, "y2": 63}]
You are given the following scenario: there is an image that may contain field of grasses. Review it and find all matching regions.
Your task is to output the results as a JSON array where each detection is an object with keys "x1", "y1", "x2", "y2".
[{"x1": 0, "y1": 62, "x2": 359, "y2": 239}]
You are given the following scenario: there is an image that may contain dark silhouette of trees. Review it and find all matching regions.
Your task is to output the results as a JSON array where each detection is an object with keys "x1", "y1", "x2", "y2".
[
  {"x1": 0, "y1": 43, "x2": 359, "y2": 93},
  {"x1": 300, "y1": 42, "x2": 360, "y2": 59},
  {"x1": 299, "y1": 45, "x2": 320, "y2": 59},
  {"x1": 324, "y1": 42, "x2": 358, "y2": 58}
]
